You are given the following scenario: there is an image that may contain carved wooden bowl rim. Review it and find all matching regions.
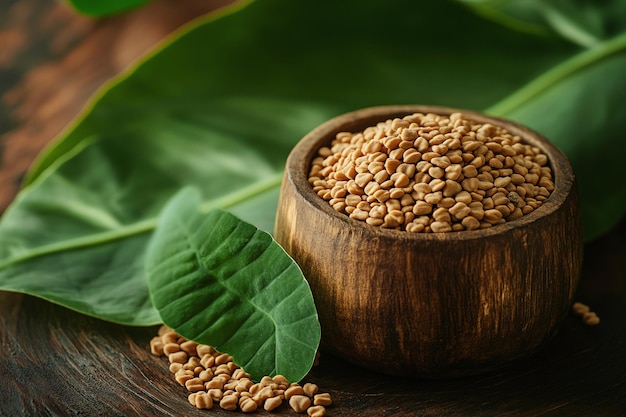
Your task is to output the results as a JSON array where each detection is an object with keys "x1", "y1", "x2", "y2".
[{"x1": 285, "y1": 104, "x2": 575, "y2": 242}]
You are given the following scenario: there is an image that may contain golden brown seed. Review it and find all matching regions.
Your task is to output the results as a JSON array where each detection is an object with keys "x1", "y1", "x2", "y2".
[
  {"x1": 188, "y1": 392, "x2": 199, "y2": 406},
  {"x1": 194, "y1": 393, "x2": 213, "y2": 409},
  {"x1": 175, "y1": 369, "x2": 194, "y2": 386},
  {"x1": 200, "y1": 353, "x2": 215, "y2": 369},
  {"x1": 583, "y1": 312, "x2": 600, "y2": 326},
  {"x1": 263, "y1": 397, "x2": 283, "y2": 411},
  {"x1": 431, "y1": 221, "x2": 452, "y2": 233},
  {"x1": 303, "y1": 383, "x2": 319, "y2": 397},
  {"x1": 185, "y1": 377, "x2": 205, "y2": 392},
  {"x1": 169, "y1": 362, "x2": 183, "y2": 373},
  {"x1": 180, "y1": 340, "x2": 199, "y2": 356},
  {"x1": 163, "y1": 342, "x2": 180, "y2": 356},
  {"x1": 307, "y1": 405, "x2": 327, "y2": 417},
  {"x1": 572, "y1": 302, "x2": 590, "y2": 316},
  {"x1": 289, "y1": 395, "x2": 312, "y2": 413},
  {"x1": 161, "y1": 331, "x2": 179, "y2": 345},
  {"x1": 461, "y1": 216, "x2": 480, "y2": 231},
  {"x1": 168, "y1": 351, "x2": 188, "y2": 364},
  {"x1": 254, "y1": 386, "x2": 274, "y2": 403},
  {"x1": 239, "y1": 397, "x2": 258, "y2": 413},
  {"x1": 314, "y1": 393, "x2": 332, "y2": 406},
  {"x1": 149, "y1": 337, "x2": 164, "y2": 356},
  {"x1": 220, "y1": 394, "x2": 239, "y2": 411}
]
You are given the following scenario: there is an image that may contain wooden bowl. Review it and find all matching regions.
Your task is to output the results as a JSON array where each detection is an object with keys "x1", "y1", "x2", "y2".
[{"x1": 275, "y1": 105, "x2": 583, "y2": 378}]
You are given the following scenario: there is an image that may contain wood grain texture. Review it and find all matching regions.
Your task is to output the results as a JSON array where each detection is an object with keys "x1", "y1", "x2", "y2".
[
  {"x1": 275, "y1": 106, "x2": 583, "y2": 378},
  {"x1": 1, "y1": 2, "x2": 626, "y2": 416}
]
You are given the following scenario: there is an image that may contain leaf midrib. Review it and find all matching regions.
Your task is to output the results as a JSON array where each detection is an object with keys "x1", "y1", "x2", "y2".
[
  {"x1": 0, "y1": 173, "x2": 283, "y2": 270},
  {"x1": 486, "y1": 30, "x2": 626, "y2": 117}
]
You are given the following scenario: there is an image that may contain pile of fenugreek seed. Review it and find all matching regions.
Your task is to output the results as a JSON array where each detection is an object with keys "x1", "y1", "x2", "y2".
[
  {"x1": 150, "y1": 326, "x2": 331, "y2": 416},
  {"x1": 308, "y1": 112, "x2": 554, "y2": 232}
]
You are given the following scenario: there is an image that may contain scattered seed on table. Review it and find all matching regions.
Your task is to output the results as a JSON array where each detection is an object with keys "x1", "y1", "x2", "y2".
[{"x1": 149, "y1": 325, "x2": 332, "y2": 414}]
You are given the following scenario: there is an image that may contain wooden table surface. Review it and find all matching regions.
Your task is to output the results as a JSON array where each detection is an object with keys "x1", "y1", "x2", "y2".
[{"x1": 1, "y1": 1, "x2": 625, "y2": 415}]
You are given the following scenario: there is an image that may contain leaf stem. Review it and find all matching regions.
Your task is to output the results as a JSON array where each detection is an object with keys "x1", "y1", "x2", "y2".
[
  {"x1": 486, "y1": 30, "x2": 626, "y2": 117},
  {"x1": 0, "y1": 172, "x2": 283, "y2": 270}
]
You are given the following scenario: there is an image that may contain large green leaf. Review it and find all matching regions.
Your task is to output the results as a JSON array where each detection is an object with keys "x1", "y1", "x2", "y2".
[
  {"x1": 459, "y1": 0, "x2": 626, "y2": 47},
  {"x1": 65, "y1": 0, "x2": 152, "y2": 17},
  {"x1": 146, "y1": 188, "x2": 320, "y2": 382},
  {"x1": 0, "y1": 0, "x2": 623, "y2": 326}
]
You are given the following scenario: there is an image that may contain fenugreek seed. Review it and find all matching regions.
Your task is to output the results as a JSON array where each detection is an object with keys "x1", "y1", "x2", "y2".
[
  {"x1": 163, "y1": 342, "x2": 180, "y2": 356},
  {"x1": 433, "y1": 207, "x2": 451, "y2": 223},
  {"x1": 236, "y1": 379, "x2": 254, "y2": 393},
  {"x1": 239, "y1": 397, "x2": 258, "y2": 413},
  {"x1": 374, "y1": 170, "x2": 389, "y2": 183},
  {"x1": 220, "y1": 394, "x2": 239, "y2": 411},
  {"x1": 150, "y1": 337, "x2": 164, "y2": 356},
  {"x1": 198, "y1": 369, "x2": 213, "y2": 382},
  {"x1": 313, "y1": 392, "x2": 332, "y2": 406},
  {"x1": 508, "y1": 207, "x2": 523, "y2": 220},
  {"x1": 449, "y1": 202, "x2": 471, "y2": 219},
  {"x1": 169, "y1": 351, "x2": 188, "y2": 364},
  {"x1": 302, "y1": 383, "x2": 319, "y2": 397},
  {"x1": 438, "y1": 197, "x2": 456, "y2": 208},
  {"x1": 380, "y1": 179, "x2": 394, "y2": 189},
  {"x1": 461, "y1": 216, "x2": 480, "y2": 230},
  {"x1": 443, "y1": 180, "x2": 462, "y2": 197},
  {"x1": 285, "y1": 385, "x2": 305, "y2": 400},
  {"x1": 175, "y1": 370, "x2": 194, "y2": 386},
  {"x1": 572, "y1": 302, "x2": 590, "y2": 316},
  {"x1": 186, "y1": 377, "x2": 205, "y2": 392},
  {"x1": 389, "y1": 148, "x2": 405, "y2": 160},
  {"x1": 161, "y1": 331, "x2": 179, "y2": 345},
  {"x1": 192, "y1": 393, "x2": 213, "y2": 410},
  {"x1": 254, "y1": 386, "x2": 274, "y2": 403},
  {"x1": 429, "y1": 179, "x2": 446, "y2": 192},
  {"x1": 346, "y1": 180, "x2": 364, "y2": 195},
  {"x1": 431, "y1": 221, "x2": 452, "y2": 233},
  {"x1": 307, "y1": 405, "x2": 327, "y2": 417},
  {"x1": 461, "y1": 177, "x2": 479, "y2": 192},
  {"x1": 199, "y1": 353, "x2": 215, "y2": 369},
  {"x1": 264, "y1": 396, "x2": 283, "y2": 411},
  {"x1": 349, "y1": 209, "x2": 369, "y2": 221},
  {"x1": 355, "y1": 172, "x2": 374, "y2": 188},
  {"x1": 445, "y1": 164, "x2": 462, "y2": 181},
  {"x1": 214, "y1": 364, "x2": 232, "y2": 376},
  {"x1": 495, "y1": 205, "x2": 511, "y2": 217},
  {"x1": 188, "y1": 392, "x2": 199, "y2": 406},
  {"x1": 582, "y1": 311, "x2": 600, "y2": 326},
  {"x1": 205, "y1": 388, "x2": 221, "y2": 401},
  {"x1": 169, "y1": 362, "x2": 183, "y2": 373},
  {"x1": 455, "y1": 191, "x2": 472, "y2": 204},
  {"x1": 484, "y1": 209, "x2": 503, "y2": 223},
  {"x1": 179, "y1": 340, "x2": 198, "y2": 356},
  {"x1": 403, "y1": 148, "x2": 421, "y2": 163},
  {"x1": 373, "y1": 189, "x2": 390, "y2": 203},
  {"x1": 424, "y1": 191, "x2": 443, "y2": 204},
  {"x1": 428, "y1": 166, "x2": 445, "y2": 179},
  {"x1": 431, "y1": 156, "x2": 451, "y2": 168},
  {"x1": 413, "y1": 201, "x2": 432, "y2": 215},
  {"x1": 207, "y1": 377, "x2": 227, "y2": 390},
  {"x1": 289, "y1": 395, "x2": 312, "y2": 413}
]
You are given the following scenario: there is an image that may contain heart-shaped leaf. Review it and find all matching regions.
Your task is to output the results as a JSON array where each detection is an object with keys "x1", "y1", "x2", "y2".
[{"x1": 146, "y1": 188, "x2": 320, "y2": 382}]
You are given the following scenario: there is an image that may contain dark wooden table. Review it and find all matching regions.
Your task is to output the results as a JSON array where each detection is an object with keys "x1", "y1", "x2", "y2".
[{"x1": 1, "y1": 1, "x2": 625, "y2": 415}]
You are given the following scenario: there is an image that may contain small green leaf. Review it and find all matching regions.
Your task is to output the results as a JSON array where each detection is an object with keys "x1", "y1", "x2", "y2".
[
  {"x1": 145, "y1": 188, "x2": 321, "y2": 382},
  {"x1": 65, "y1": 0, "x2": 152, "y2": 17}
]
